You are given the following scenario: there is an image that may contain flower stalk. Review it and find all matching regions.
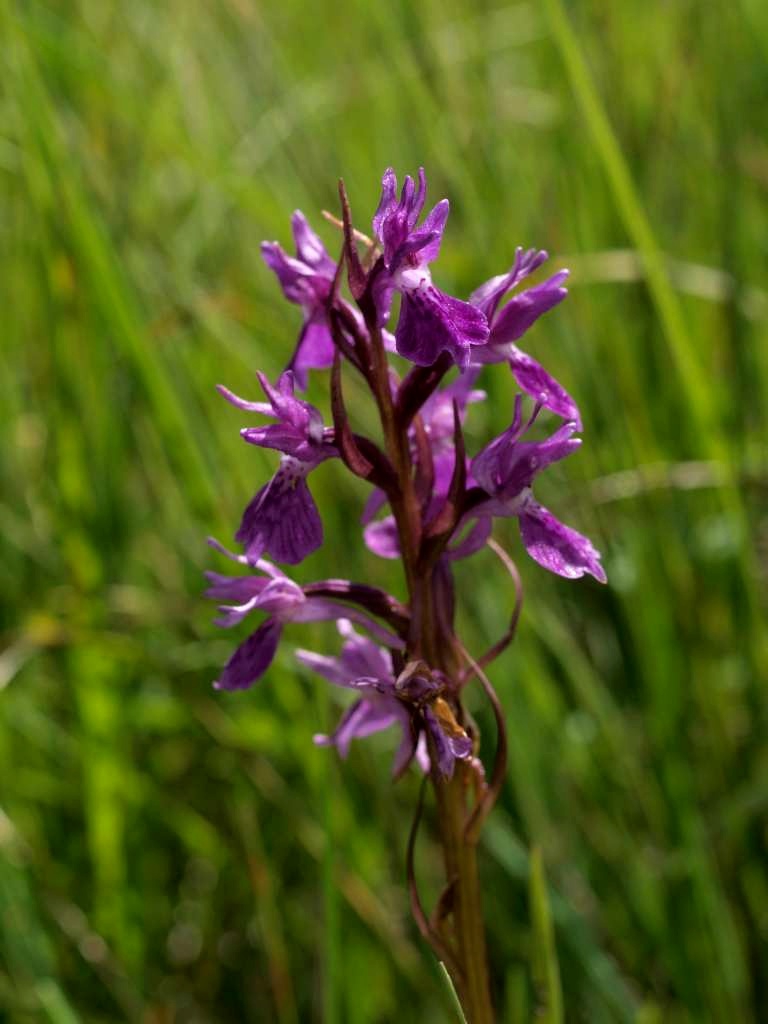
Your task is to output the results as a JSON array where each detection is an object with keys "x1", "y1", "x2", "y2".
[{"x1": 204, "y1": 167, "x2": 607, "y2": 1020}]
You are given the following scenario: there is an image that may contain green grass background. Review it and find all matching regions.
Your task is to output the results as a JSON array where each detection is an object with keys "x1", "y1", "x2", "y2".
[{"x1": 1, "y1": 0, "x2": 767, "y2": 1020}]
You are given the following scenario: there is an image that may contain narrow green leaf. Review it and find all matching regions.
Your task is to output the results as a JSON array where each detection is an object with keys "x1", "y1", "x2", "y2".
[
  {"x1": 529, "y1": 846, "x2": 563, "y2": 1024},
  {"x1": 438, "y1": 961, "x2": 468, "y2": 1024}
]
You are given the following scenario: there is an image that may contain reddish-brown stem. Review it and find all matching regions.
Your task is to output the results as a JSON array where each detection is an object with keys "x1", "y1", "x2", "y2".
[
  {"x1": 368, "y1": 319, "x2": 422, "y2": 598},
  {"x1": 386, "y1": 367, "x2": 495, "y2": 1023},
  {"x1": 430, "y1": 759, "x2": 495, "y2": 1024},
  {"x1": 410, "y1": 571, "x2": 495, "y2": 1022}
]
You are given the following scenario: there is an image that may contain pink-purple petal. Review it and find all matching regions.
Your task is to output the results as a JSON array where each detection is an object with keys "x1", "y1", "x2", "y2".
[
  {"x1": 363, "y1": 516, "x2": 401, "y2": 559},
  {"x1": 295, "y1": 649, "x2": 353, "y2": 687},
  {"x1": 490, "y1": 271, "x2": 569, "y2": 345},
  {"x1": 317, "y1": 699, "x2": 401, "y2": 758},
  {"x1": 216, "y1": 384, "x2": 272, "y2": 414},
  {"x1": 286, "y1": 316, "x2": 336, "y2": 390},
  {"x1": 413, "y1": 199, "x2": 449, "y2": 263},
  {"x1": 518, "y1": 501, "x2": 606, "y2": 583},
  {"x1": 290, "y1": 210, "x2": 335, "y2": 275},
  {"x1": 337, "y1": 620, "x2": 394, "y2": 680},
  {"x1": 469, "y1": 248, "x2": 550, "y2": 319},
  {"x1": 447, "y1": 515, "x2": 493, "y2": 560},
  {"x1": 213, "y1": 617, "x2": 283, "y2": 690},
  {"x1": 361, "y1": 487, "x2": 388, "y2": 526},
  {"x1": 396, "y1": 286, "x2": 489, "y2": 370},
  {"x1": 204, "y1": 571, "x2": 269, "y2": 604},
  {"x1": 508, "y1": 348, "x2": 582, "y2": 428},
  {"x1": 372, "y1": 167, "x2": 398, "y2": 238},
  {"x1": 236, "y1": 471, "x2": 323, "y2": 565}
]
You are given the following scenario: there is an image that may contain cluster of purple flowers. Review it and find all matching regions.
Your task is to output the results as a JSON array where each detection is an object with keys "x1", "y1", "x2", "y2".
[{"x1": 207, "y1": 168, "x2": 605, "y2": 779}]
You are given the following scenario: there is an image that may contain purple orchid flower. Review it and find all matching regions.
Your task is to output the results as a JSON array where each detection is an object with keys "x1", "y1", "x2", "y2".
[
  {"x1": 470, "y1": 247, "x2": 581, "y2": 427},
  {"x1": 206, "y1": 541, "x2": 404, "y2": 691},
  {"x1": 297, "y1": 620, "x2": 427, "y2": 777},
  {"x1": 298, "y1": 622, "x2": 472, "y2": 778},
  {"x1": 468, "y1": 397, "x2": 606, "y2": 582},
  {"x1": 372, "y1": 168, "x2": 489, "y2": 370},
  {"x1": 261, "y1": 211, "x2": 338, "y2": 390},
  {"x1": 218, "y1": 371, "x2": 336, "y2": 565}
]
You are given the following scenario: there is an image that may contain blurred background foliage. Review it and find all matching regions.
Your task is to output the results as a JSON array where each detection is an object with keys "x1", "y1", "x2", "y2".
[{"x1": 1, "y1": 0, "x2": 767, "y2": 1020}]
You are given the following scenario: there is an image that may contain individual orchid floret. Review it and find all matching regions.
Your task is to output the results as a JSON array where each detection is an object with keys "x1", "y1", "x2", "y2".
[
  {"x1": 468, "y1": 397, "x2": 606, "y2": 582},
  {"x1": 469, "y1": 247, "x2": 580, "y2": 427},
  {"x1": 261, "y1": 211, "x2": 337, "y2": 389},
  {"x1": 298, "y1": 620, "x2": 426, "y2": 777},
  {"x1": 372, "y1": 168, "x2": 489, "y2": 370},
  {"x1": 206, "y1": 544, "x2": 404, "y2": 691},
  {"x1": 218, "y1": 371, "x2": 336, "y2": 565},
  {"x1": 300, "y1": 626, "x2": 472, "y2": 778}
]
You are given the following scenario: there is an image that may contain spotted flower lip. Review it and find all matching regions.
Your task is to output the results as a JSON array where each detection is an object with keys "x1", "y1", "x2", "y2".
[
  {"x1": 261, "y1": 211, "x2": 337, "y2": 389},
  {"x1": 218, "y1": 371, "x2": 336, "y2": 565},
  {"x1": 372, "y1": 168, "x2": 489, "y2": 370},
  {"x1": 206, "y1": 544, "x2": 404, "y2": 691},
  {"x1": 235, "y1": 463, "x2": 324, "y2": 566},
  {"x1": 470, "y1": 247, "x2": 580, "y2": 427},
  {"x1": 468, "y1": 397, "x2": 606, "y2": 582}
]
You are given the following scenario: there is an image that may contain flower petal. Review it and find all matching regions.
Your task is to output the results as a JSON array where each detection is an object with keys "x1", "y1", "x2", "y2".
[
  {"x1": 296, "y1": 621, "x2": 393, "y2": 688},
  {"x1": 490, "y1": 271, "x2": 568, "y2": 345},
  {"x1": 284, "y1": 317, "x2": 336, "y2": 391},
  {"x1": 372, "y1": 167, "x2": 398, "y2": 239},
  {"x1": 213, "y1": 618, "x2": 283, "y2": 690},
  {"x1": 295, "y1": 649, "x2": 354, "y2": 687},
  {"x1": 361, "y1": 487, "x2": 388, "y2": 525},
  {"x1": 236, "y1": 469, "x2": 323, "y2": 565},
  {"x1": 290, "y1": 210, "x2": 335, "y2": 276},
  {"x1": 204, "y1": 571, "x2": 269, "y2": 604},
  {"x1": 261, "y1": 242, "x2": 323, "y2": 306},
  {"x1": 216, "y1": 384, "x2": 272, "y2": 414},
  {"x1": 409, "y1": 199, "x2": 449, "y2": 264},
  {"x1": 396, "y1": 286, "x2": 489, "y2": 370},
  {"x1": 316, "y1": 699, "x2": 400, "y2": 758},
  {"x1": 472, "y1": 411, "x2": 580, "y2": 499},
  {"x1": 391, "y1": 723, "x2": 419, "y2": 778},
  {"x1": 469, "y1": 248, "x2": 550, "y2": 319},
  {"x1": 508, "y1": 347, "x2": 581, "y2": 428},
  {"x1": 518, "y1": 501, "x2": 606, "y2": 583},
  {"x1": 337, "y1": 622, "x2": 394, "y2": 681},
  {"x1": 363, "y1": 516, "x2": 401, "y2": 560},
  {"x1": 447, "y1": 515, "x2": 493, "y2": 560},
  {"x1": 292, "y1": 598, "x2": 405, "y2": 649}
]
